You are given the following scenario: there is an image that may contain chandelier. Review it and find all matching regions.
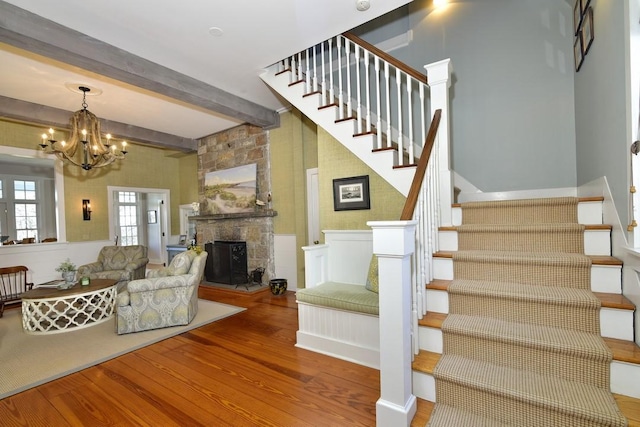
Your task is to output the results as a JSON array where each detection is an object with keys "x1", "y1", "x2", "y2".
[{"x1": 39, "y1": 86, "x2": 128, "y2": 170}]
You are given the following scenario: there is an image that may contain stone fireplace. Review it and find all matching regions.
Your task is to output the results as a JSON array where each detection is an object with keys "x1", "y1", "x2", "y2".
[{"x1": 192, "y1": 124, "x2": 276, "y2": 284}]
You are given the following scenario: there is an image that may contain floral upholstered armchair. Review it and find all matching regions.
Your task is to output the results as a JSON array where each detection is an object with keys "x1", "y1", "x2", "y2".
[
  {"x1": 77, "y1": 245, "x2": 149, "y2": 291},
  {"x1": 116, "y1": 250, "x2": 207, "y2": 334}
]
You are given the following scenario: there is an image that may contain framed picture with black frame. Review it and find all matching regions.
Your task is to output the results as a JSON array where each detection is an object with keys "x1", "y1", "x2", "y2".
[
  {"x1": 574, "y1": 34, "x2": 584, "y2": 72},
  {"x1": 333, "y1": 175, "x2": 370, "y2": 211},
  {"x1": 581, "y1": 7, "x2": 594, "y2": 56}
]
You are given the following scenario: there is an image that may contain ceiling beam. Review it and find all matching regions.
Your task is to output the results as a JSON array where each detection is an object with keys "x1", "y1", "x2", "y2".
[
  {"x1": 0, "y1": 96, "x2": 198, "y2": 152},
  {"x1": 0, "y1": 1, "x2": 280, "y2": 130}
]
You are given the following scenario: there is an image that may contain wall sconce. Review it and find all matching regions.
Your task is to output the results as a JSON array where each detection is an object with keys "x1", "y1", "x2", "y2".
[{"x1": 82, "y1": 199, "x2": 92, "y2": 221}]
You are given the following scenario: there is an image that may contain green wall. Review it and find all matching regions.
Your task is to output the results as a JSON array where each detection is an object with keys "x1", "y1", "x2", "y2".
[
  {"x1": 318, "y1": 127, "x2": 405, "y2": 230},
  {"x1": 0, "y1": 119, "x2": 197, "y2": 241},
  {"x1": 269, "y1": 109, "x2": 406, "y2": 288},
  {"x1": 270, "y1": 109, "x2": 318, "y2": 287}
]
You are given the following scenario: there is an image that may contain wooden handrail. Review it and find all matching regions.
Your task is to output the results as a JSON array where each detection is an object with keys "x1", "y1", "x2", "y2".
[
  {"x1": 400, "y1": 109, "x2": 442, "y2": 220},
  {"x1": 342, "y1": 32, "x2": 428, "y2": 84}
]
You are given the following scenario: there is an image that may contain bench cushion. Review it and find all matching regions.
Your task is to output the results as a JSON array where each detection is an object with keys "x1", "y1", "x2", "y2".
[{"x1": 296, "y1": 282, "x2": 379, "y2": 315}]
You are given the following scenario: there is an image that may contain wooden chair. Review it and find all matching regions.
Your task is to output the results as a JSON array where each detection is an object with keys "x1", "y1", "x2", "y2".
[{"x1": 0, "y1": 266, "x2": 33, "y2": 318}]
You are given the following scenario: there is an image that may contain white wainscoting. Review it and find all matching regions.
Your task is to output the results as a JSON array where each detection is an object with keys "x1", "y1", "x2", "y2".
[
  {"x1": 274, "y1": 234, "x2": 297, "y2": 290},
  {"x1": 0, "y1": 240, "x2": 112, "y2": 285},
  {"x1": 296, "y1": 302, "x2": 380, "y2": 369}
]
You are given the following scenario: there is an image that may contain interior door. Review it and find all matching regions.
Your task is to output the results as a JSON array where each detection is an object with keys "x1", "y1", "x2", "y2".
[{"x1": 306, "y1": 168, "x2": 320, "y2": 245}]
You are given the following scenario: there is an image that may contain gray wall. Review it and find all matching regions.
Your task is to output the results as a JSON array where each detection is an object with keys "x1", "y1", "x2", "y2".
[
  {"x1": 356, "y1": 0, "x2": 578, "y2": 192},
  {"x1": 575, "y1": 0, "x2": 631, "y2": 227}
]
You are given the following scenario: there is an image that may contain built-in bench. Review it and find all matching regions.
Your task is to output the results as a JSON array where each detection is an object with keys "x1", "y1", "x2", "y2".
[{"x1": 297, "y1": 230, "x2": 380, "y2": 369}]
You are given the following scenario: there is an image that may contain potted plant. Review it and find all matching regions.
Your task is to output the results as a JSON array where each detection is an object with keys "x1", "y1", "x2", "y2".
[{"x1": 56, "y1": 258, "x2": 77, "y2": 284}]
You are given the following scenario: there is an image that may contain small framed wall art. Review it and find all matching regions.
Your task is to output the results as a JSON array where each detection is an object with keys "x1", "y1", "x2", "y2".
[
  {"x1": 333, "y1": 175, "x2": 370, "y2": 211},
  {"x1": 581, "y1": 7, "x2": 594, "y2": 56}
]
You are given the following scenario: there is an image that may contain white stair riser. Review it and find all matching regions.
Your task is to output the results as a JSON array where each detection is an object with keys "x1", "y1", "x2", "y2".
[
  {"x1": 438, "y1": 229, "x2": 610, "y2": 255},
  {"x1": 424, "y1": 289, "x2": 633, "y2": 341},
  {"x1": 433, "y1": 258, "x2": 622, "y2": 294},
  {"x1": 413, "y1": 360, "x2": 640, "y2": 403},
  {"x1": 450, "y1": 201, "x2": 603, "y2": 227},
  {"x1": 412, "y1": 370, "x2": 436, "y2": 402},
  {"x1": 611, "y1": 361, "x2": 640, "y2": 399}
]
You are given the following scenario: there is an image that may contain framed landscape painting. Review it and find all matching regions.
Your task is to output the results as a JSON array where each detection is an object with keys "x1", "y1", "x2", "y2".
[{"x1": 204, "y1": 164, "x2": 257, "y2": 214}]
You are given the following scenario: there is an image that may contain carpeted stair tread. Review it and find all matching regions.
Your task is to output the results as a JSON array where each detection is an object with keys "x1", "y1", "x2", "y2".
[
  {"x1": 456, "y1": 223, "x2": 585, "y2": 253},
  {"x1": 448, "y1": 280, "x2": 601, "y2": 333},
  {"x1": 452, "y1": 250, "x2": 591, "y2": 289},
  {"x1": 427, "y1": 402, "x2": 514, "y2": 427},
  {"x1": 441, "y1": 314, "x2": 611, "y2": 387},
  {"x1": 442, "y1": 314, "x2": 611, "y2": 363},
  {"x1": 434, "y1": 355, "x2": 627, "y2": 426},
  {"x1": 460, "y1": 197, "x2": 579, "y2": 225},
  {"x1": 449, "y1": 279, "x2": 600, "y2": 308},
  {"x1": 453, "y1": 250, "x2": 592, "y2": 266}
]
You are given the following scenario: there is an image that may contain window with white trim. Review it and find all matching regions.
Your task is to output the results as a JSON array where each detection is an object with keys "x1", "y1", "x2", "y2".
[
  {"x1": 117, "y1": 191, "x2": 139, "y2": 246},
  {"x1": 14, "y1": 180, "x2": 38, "y2": 241}
]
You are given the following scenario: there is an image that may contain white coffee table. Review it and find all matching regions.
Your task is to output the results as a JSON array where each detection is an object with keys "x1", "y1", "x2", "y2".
[{"x1": 21, "y1": 279, "x2": 117, "y2": 335}]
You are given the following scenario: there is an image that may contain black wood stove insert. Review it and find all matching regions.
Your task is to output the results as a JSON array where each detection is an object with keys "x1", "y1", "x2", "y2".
[{"x1": 205, "y1": 241, "x2": 248, "y2": 286}]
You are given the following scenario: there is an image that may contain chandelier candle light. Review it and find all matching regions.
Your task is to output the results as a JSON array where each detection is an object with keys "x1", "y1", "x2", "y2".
[{"x1": 39, "y1": 86, "x2": 128, "y2": 170}]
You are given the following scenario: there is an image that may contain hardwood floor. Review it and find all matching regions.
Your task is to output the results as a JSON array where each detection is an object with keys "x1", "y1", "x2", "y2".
[
  {"x1": 2, "y1": 285, "x2": 633, "y2": 426},
  {"x1": 0, "y1": 286, "x2": 384, "y2": 426}
]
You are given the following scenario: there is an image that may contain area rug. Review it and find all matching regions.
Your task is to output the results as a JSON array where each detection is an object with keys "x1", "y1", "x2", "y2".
[{"x1": 0, "y1": 299, "x2": 245, "y2": 399}]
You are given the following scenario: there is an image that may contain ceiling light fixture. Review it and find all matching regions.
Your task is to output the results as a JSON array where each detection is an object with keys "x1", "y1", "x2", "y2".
[
  {"x1": 39, "y1": 86, "x2": 127, "y2": 171},
  {"x1": 356, "y1": 0, "x2": 370, "y2": 12}
]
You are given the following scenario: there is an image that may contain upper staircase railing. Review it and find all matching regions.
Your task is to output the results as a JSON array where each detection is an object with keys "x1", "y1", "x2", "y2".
[{"x1": 280, "y1": 32, "x2": 433, "y2": 169}]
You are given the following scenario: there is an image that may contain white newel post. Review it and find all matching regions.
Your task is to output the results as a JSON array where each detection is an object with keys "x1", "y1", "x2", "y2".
[
  {"x1": 424, "y1": 58, "x2": 453, "y2": 226},
  {"x1": 368, "y1": 220, "x2": 417, "y2": 427}
]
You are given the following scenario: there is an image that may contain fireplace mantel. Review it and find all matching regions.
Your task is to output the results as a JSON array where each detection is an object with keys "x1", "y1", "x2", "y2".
[{"x1": 189, "y1": 210, "x2": 277, "y2": 221}]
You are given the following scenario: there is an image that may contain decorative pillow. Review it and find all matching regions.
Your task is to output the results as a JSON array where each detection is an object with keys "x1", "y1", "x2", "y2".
[
  {"x1": 365, "y1": 254, "x2": 379, "y2": 293},
  {"x1": 146, "y1": 250, "x2": 196, "y2": 278}
]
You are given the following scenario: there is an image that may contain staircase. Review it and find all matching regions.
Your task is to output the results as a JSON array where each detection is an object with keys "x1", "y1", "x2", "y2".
[
  {"x1": 260, "y1": 33, "x2": 640, "y2": 426},
  {"x1": 413, "y1": 196, "x2": 639, "y2": 425}
]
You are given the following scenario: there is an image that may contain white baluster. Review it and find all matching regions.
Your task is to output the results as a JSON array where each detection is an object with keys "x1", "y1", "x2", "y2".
[
  {"x1": 305, "y1": 48, "x2": 311, "y2": 94},
  {"x1": 321, "y1": 41, "x2": 327, "y2": 105},
  {"x1": 396, "y1": 68, "x2": 403, "y2": 165},
  {"x1": 328, "y1": 38, "x2": 334, "y2": 106},
  {"x1": 420, "y1": 84, "x2": 426, "y2": 149},
  {"x1": 313, "y1": 44, "x2": 318, "y2": 93},
  {"x1": 346, "y1": 39, "x2": 353, "y2": 119},
  {"x1": 337, "y1": 37, "x2": 344, "y2": 120},
  {"x1": 297, "y1": 52, "x2": 303, "y2": 83},
  {"x1": 364, "y1": 50, "x2": 371, "y2": 134},
  {"x1": 355, "y1": 45, "x2": 362, "y2": 134},
  {"x1": 385, "y1": 62, "x2": 391, "y2": 148},
  {"x1": 375, "y1": 56, "x2": 382, "y2": 150},
  {"x1": 406, "y1": 75, "x2": 414, "y2": 163}
]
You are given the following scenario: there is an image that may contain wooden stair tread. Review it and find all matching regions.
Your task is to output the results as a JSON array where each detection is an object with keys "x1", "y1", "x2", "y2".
[
  {"x1": 594, "y1": 292, "x2": 636, "y2": 310},
  {"x1": 419, "y1": 312, "x2": 446, "y2": 328},
  {"x1": 604, "y1": 337, "x2": 640, "y2": 365},
  {"x1": 413, "y1": 350, "x2": 439, "y2": 374}
]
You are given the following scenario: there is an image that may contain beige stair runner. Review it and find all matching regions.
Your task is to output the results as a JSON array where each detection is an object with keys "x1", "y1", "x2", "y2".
[{"x1": 427, "y1": 197, "x2": 628, "y2": 426}]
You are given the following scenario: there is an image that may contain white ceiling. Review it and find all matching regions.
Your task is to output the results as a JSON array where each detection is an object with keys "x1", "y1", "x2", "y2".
[{"x1": 0, "y1": 0, "x2": 412, "y2": 150}]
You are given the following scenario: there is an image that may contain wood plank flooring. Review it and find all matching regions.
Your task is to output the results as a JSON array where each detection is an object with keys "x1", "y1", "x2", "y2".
[
  {"x1": 0, "y1": 286, "x2": 386, "y2": 426},
  {"x1": 5, "y1": 284, "x2": 634, "y2": 425}
]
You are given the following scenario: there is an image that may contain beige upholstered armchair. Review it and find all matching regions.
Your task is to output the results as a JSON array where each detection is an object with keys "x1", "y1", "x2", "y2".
[
  {"x1": 77, "y1": 245, "x2": 149, "y2": 290},
  {"x1": 116, "y1": 250, "x2": 207, "y2": 334}
]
